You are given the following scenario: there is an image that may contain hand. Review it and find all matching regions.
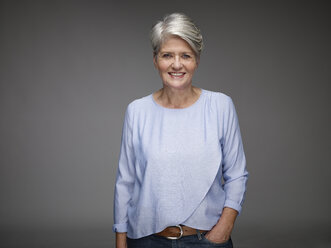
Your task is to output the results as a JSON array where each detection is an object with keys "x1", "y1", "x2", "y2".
[
  {"x1": 204, "y1": 207, "x2": 237, "y2": 244},
  {"x1": 116, "y1": 232, "x2": 127, "y2": 248},
  {"x1": 204, "y1": 223, "x2": 232, "y2": 244}
]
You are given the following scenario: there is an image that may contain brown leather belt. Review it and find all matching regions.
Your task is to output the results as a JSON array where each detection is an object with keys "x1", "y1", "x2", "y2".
[{"x1": 155, "y1": 225, "x2": 209, "y2": 240}]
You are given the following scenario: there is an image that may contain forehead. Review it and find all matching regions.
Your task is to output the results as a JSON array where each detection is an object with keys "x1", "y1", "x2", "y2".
[{"x1": 159, "y1": 36, "x2": 195, "y2": 53}]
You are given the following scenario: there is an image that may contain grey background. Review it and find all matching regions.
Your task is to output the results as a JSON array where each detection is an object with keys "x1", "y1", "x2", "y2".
[{"x1": 1, "y1": 0, "x2": 330, "y2": 247}]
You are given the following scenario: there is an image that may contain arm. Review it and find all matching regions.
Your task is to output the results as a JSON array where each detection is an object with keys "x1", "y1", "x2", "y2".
[
  {"x1": 206, "y1": 96, "x2": 248, "y2": 243},
  {"x1": 116, "y1": 232, "x2": 128, "y2": 248},
  {"x1": 205, "y1": 207, "x2": 237, "y2": 243},
  {"x1": 113, "y1": 105, "x2": 136, "y2": 248}
]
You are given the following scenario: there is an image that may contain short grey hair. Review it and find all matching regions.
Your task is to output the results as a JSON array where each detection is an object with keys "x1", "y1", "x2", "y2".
[{"x1": 150, "y1": 13, "x2": 203, "y2": 59}]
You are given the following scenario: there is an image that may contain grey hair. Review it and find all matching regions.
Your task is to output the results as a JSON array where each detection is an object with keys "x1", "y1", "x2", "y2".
[{"x1": 150, "y1": 13, "x2": 203, "y2": 59}]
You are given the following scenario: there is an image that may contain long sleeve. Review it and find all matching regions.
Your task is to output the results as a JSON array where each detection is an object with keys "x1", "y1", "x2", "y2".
[
  {"x1": 111, "y1": 89, "x2": 248, "y2": 238},
  {"x1": 113, "y1": 104, "x2": 136, "y2": 233},
  {"x1": 221, "y1": 96, "x2": 248, "y2": 214}
]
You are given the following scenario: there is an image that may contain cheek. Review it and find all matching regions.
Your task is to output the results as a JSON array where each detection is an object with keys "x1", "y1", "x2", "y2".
[
  {"x1": 187, "y1": 65, "x2": 197, "y2": 74},
  {"x1": 157, "y1": 63, "x2": 169, "y2": 73}
]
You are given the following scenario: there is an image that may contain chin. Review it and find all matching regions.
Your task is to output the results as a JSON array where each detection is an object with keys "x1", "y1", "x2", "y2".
[
  {"x1": 163, "y1": 78, "x2": 192, "y2": 89},
  {"x1": 164, "y1": 82, "x2": 192, "y2": 90}
]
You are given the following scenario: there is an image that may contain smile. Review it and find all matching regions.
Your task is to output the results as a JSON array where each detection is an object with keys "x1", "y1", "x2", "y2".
[{"x1": 168, "y1": 72, "x2": 186, "y2": 78}]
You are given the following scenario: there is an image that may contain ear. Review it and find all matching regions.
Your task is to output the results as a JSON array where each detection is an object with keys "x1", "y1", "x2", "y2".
[
  {"x1": 153, "y1": 54, "x2": 158, "y2": 68},
  {"x1": 195, "y1": 56, "x2": 200, "y2": 67}
]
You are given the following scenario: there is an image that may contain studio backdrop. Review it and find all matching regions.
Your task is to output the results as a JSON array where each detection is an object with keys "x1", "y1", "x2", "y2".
[{"x1": 0, "y1": 0, "x2": 330, "y2": 247}]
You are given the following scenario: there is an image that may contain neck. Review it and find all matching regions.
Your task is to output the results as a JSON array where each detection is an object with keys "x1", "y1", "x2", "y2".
[{"x1": 155, "y1": 85, "x2": 201, "y2": 109}]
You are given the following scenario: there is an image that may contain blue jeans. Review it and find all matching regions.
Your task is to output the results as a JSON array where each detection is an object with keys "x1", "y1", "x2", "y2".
[{"x1": 127, "y1": 230, "x2": 233, "y2": 248}]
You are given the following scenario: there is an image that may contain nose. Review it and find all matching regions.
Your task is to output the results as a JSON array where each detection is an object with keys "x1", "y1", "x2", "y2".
[{"x1": 171, "y1": 55, "x2": 182, "y2": 70}]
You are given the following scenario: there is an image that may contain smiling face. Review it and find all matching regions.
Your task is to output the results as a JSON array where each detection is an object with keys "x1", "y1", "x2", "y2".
[{"x1": 153, "y1": 36, "x2": 198, "y2": 90}]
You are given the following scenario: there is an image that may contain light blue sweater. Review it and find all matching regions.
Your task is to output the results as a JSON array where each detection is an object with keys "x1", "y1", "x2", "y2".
[{"x1": 113, "y1": 88, "x2": 248, "y2": 239}]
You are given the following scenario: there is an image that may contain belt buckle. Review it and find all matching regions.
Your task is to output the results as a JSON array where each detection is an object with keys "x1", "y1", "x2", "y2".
[{"x1": 166, "y1": 225, "x2": 183, "y2": 240}]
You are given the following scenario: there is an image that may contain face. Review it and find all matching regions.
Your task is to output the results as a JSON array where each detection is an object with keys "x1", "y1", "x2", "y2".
[{"x1": 153, "y1": 36, "x2": 198, "y2": 90}]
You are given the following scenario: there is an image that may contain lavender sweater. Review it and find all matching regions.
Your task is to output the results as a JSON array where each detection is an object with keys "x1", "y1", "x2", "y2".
[{"x1": 113, "y1": 88, "x2": 248, "y2": 238}]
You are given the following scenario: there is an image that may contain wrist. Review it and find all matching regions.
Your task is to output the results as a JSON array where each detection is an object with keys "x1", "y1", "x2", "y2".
[
  {"x1": 212, "y1": 207, "x2": 237, "y2": 232},
  {"x1": 219, "y1": 207, "x2": 237, "y2": 222},
  {"x1": 116, "y1": 232, "x2": 127, "y2": 242}
]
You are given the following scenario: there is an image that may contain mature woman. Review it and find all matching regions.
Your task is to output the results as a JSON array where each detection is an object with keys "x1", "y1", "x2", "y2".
[{"x1": 113, "y1": 13, "x2": 248, "y2": 248}]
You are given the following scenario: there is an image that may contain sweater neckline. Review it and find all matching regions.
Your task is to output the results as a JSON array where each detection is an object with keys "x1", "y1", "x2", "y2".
[{"x1": 150, "y1": 88, "x2": 205, "y2": 111}]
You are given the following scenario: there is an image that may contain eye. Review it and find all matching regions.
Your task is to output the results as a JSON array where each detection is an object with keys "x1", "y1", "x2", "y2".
[
  {"x1": 161, "y1": 53, "x2": 172, "y2": 59},
  {"x1": 182, "y1": 54, "x2": 192, "y2": 59}
]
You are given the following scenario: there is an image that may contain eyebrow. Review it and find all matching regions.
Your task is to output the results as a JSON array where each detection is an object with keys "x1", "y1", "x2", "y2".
[{"x1": 159, "y1": 51, "x2": 195, "y2": 54}]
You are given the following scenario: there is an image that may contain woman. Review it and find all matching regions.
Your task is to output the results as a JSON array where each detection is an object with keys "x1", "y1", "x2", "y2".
[{"x1": 113, "y1": 13, "x2": 248, "y2": 248}]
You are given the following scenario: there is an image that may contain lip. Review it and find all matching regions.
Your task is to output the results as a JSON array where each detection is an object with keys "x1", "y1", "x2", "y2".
[{"x1": 168, "y1": 72, "x2": 186, "y2": 79}]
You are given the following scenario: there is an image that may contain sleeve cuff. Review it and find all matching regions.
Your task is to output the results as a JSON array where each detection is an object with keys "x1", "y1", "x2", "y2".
[
  {"x1": 113, "y1": 223, "x2": 128, "y2": 233},
  {"x1": 224, "y1": 199, "x2": 242, "y2": 215}
]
